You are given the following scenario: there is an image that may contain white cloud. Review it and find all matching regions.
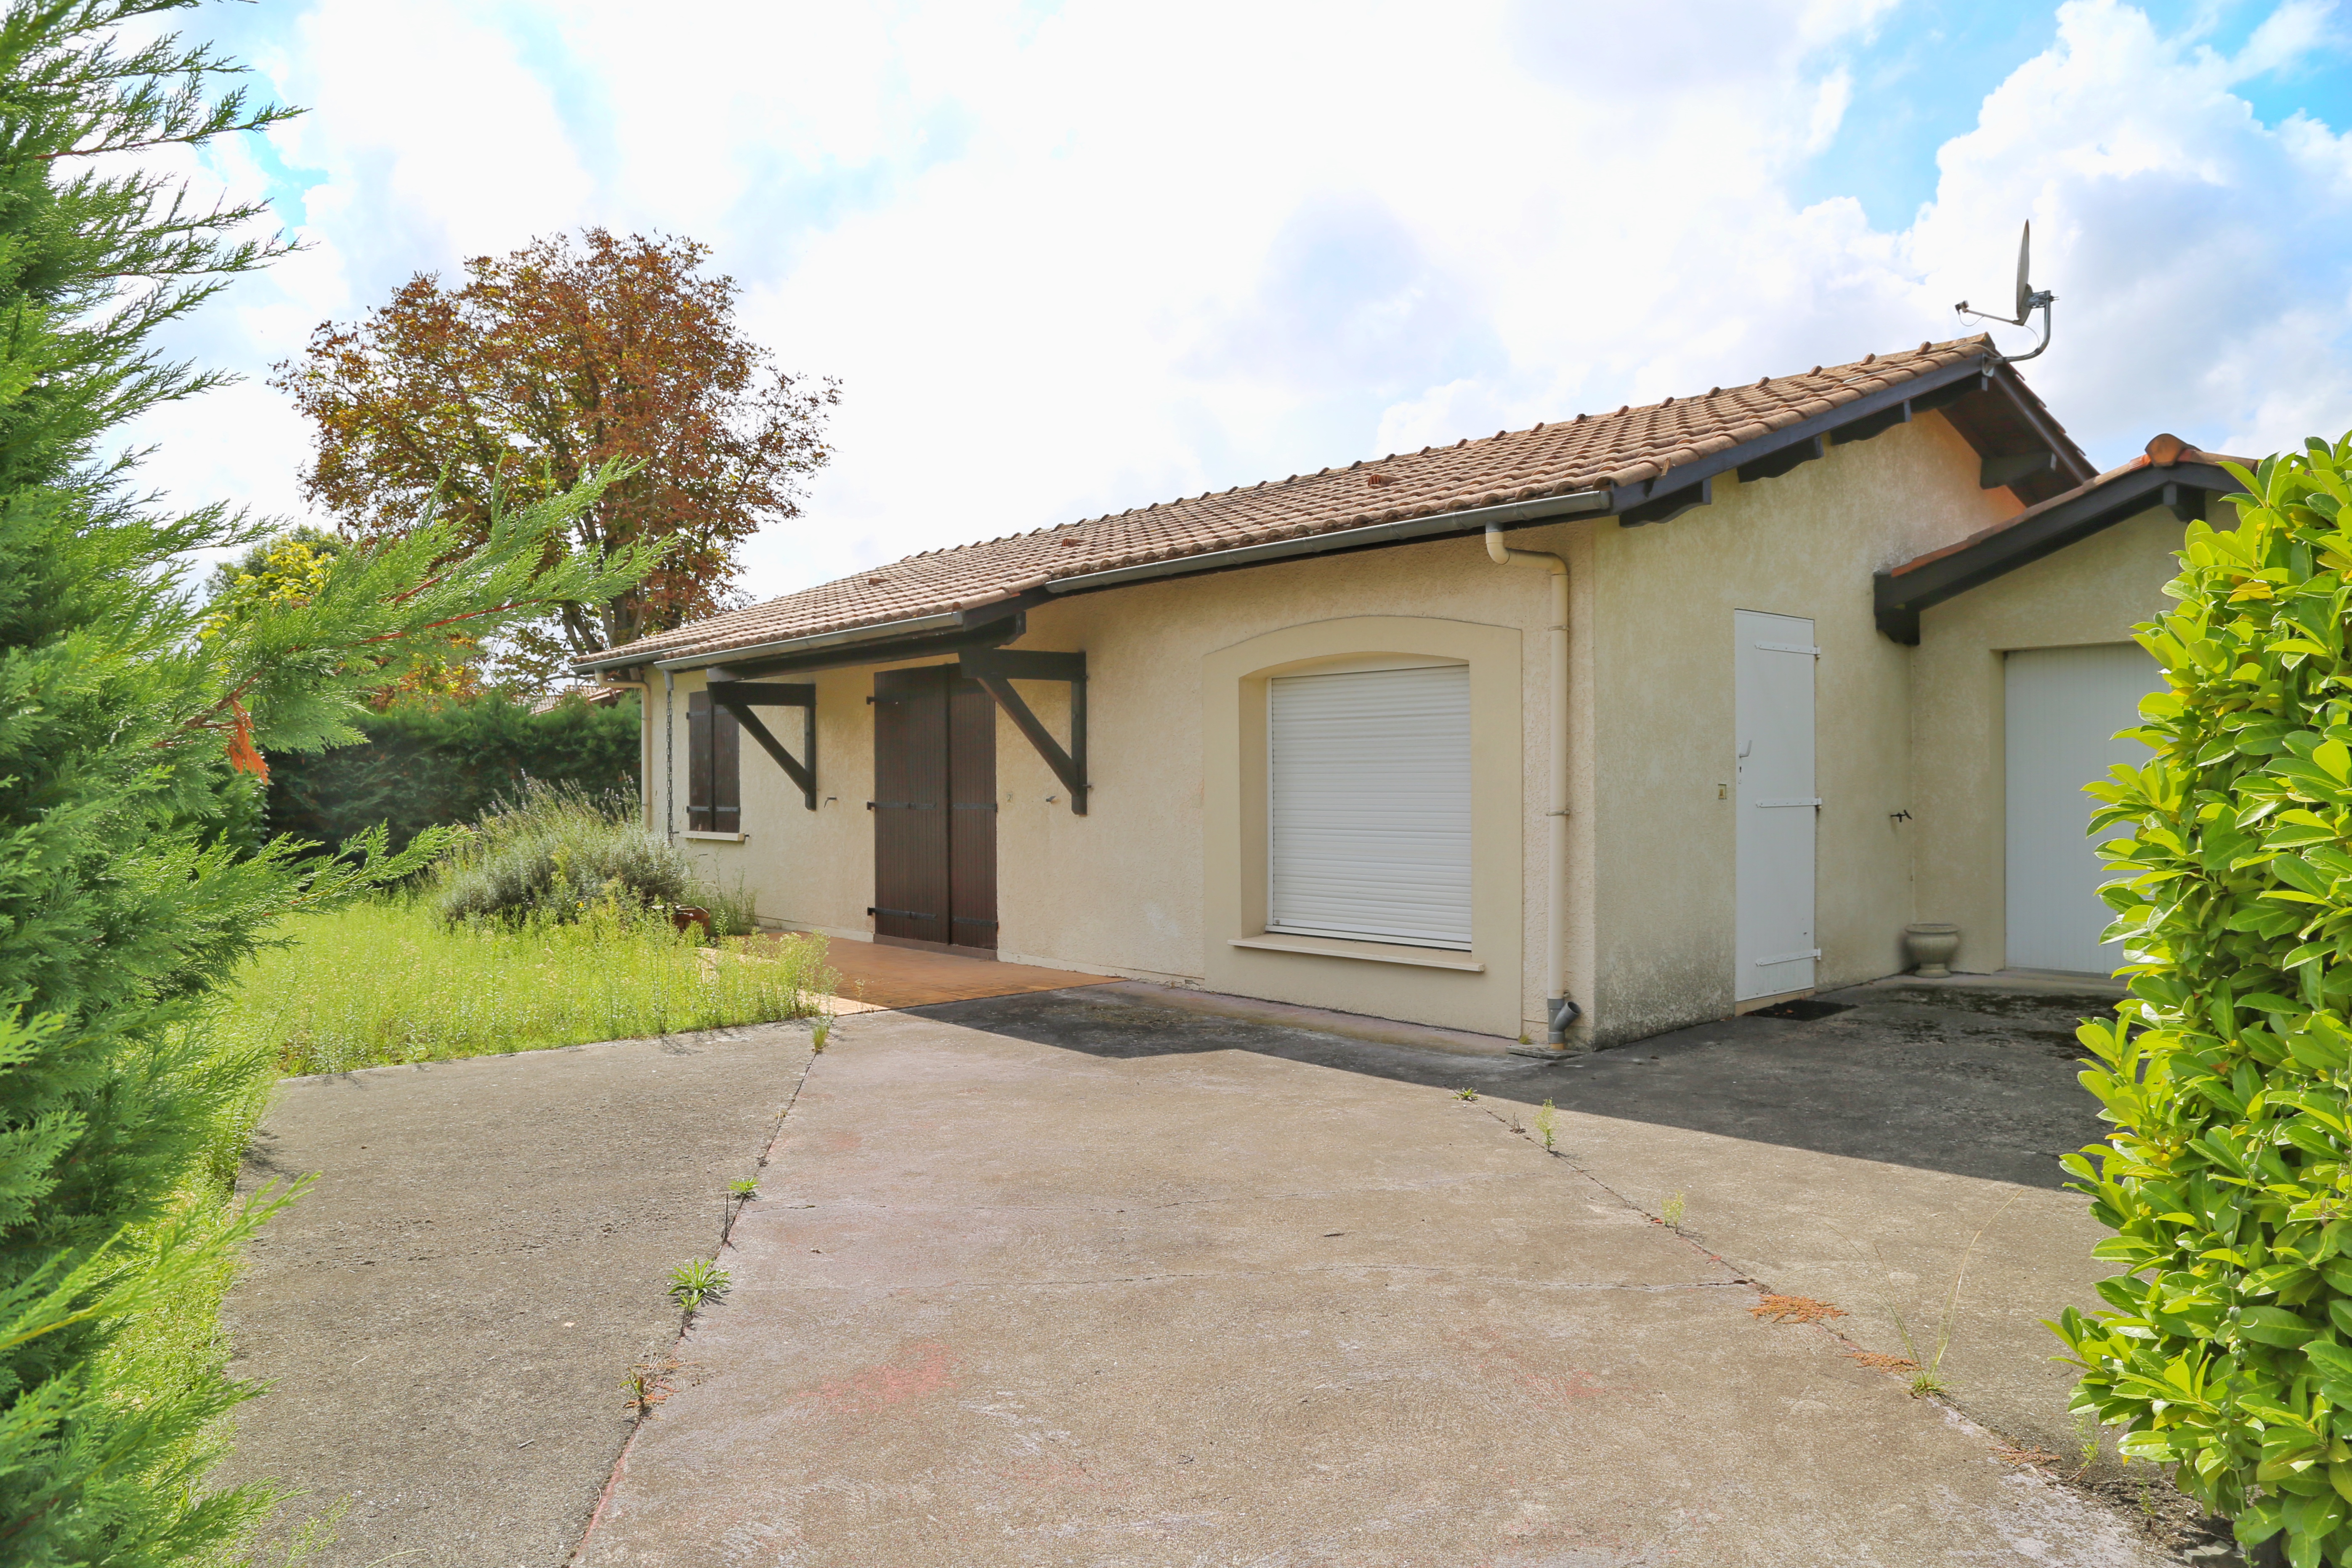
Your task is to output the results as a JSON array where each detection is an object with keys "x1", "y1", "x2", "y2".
[
  {"x1": 114, "y1": 0, "x2": 2352, "y2": 611},
  {"x1": 1905, "y1": 0, "x2": 2352, "y2": 460}
]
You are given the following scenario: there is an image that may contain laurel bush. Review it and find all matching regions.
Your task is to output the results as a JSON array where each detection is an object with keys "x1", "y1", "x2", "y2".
[{"x1": 2055, "y1": 439, "x2": 2352, "y2": 1567}]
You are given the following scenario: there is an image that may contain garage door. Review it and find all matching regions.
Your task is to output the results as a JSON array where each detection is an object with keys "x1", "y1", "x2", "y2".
[{"x1": 2004, "y1": 643, "x2": 2163, "y2": 973}]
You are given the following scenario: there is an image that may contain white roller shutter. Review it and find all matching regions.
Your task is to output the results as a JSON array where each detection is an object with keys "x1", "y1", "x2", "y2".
[{"x1": 1268, "y1": 663, "x2": 1472, "y2": 949}]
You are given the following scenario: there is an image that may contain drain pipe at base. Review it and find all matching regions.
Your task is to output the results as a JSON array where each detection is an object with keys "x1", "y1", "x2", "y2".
[{"x1": 1486, "y1": 524, "x2": 1583, "y2": 1052}]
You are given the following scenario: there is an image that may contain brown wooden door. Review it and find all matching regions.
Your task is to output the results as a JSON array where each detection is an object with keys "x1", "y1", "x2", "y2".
[
  {"x1": 947, "y1": 676, "x2": 997, "y2": 950},
  {"x1": 871, "y1": 665, "x2": 997, "y2": 953}
]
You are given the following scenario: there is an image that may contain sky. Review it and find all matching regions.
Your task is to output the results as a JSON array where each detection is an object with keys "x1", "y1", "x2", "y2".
[{"x1": 124, "y1": 0, "x2": 2352, "y2": 607}]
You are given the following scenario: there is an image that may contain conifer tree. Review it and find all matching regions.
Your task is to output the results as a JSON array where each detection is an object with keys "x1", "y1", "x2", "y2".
[{"x1": 0, "y1": 4, "x2": 655, "y2": 1557}]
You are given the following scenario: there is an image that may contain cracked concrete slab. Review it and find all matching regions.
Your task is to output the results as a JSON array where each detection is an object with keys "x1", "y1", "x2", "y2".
[
  {"x1": 213, "y1": 1022, "x2": 819, "y2": 1568},
  {"x1": 576, "y1": 995, "x2": 2177, "y2": 1567}
]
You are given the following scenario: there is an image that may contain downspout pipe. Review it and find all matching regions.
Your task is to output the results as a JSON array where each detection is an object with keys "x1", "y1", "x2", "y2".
[
  {"x1": 1486, "y1": 524, "x2": 1583, "y2": 1052},
  {"x1": 663, "y1": 670, "x2": 676, "y2": 845}
]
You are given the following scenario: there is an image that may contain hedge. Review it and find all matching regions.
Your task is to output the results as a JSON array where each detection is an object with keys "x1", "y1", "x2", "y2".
[{"x1": 267, "y1": 691, "x2": 640, "y2": 851}]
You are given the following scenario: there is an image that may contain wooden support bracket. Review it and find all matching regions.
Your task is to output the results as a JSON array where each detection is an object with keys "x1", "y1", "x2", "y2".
[
  {"x1": 710, "y1": 681, "x2": 817, "y2": 810},
  {"x1": 959, "y1": 648, "x2": 1087, "y2": 813}
]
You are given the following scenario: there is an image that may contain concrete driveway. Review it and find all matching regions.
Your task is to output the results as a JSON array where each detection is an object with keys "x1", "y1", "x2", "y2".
[
  {"x1": 568, "y1": 984, "x2": 2191, "y2": 1567},
  {"x1": 214, "y1": 1022, "x2": 821, "y2": 1568}
]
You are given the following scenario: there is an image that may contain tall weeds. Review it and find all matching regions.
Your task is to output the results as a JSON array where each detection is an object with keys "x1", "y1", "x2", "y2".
[{"x1": 220, "y1": 898, "x2": 834, "y2": 1076}]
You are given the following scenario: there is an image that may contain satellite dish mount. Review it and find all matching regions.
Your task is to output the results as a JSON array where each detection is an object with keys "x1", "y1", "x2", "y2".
[{"x1": 1955, "y1": 221, "x2": 2054, "y2": 364}]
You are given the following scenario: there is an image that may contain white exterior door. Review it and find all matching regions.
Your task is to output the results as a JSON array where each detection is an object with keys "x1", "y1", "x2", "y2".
[
  {"x1": 2004, "y1": 643, "x2": 2163, "y2": 973},
  {"x1": 1267, "y1": 662, "x2": 1474, "y2": 950},
  {"x1": 1736, "y1": 611, "x2": 1818, "y2": 1001}
]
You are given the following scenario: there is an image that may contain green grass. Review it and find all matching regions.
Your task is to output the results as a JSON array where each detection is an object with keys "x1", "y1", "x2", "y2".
[{"x1": 216, "y1": 897, "x2": 837, "y2": 1077}]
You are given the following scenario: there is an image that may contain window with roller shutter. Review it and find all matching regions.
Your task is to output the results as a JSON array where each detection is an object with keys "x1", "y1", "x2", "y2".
[{"x1": 1267, "y1": 662, "x2": 1472, "y2": 950}]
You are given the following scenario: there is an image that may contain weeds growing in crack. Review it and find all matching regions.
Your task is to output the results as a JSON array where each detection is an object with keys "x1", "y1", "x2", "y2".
[
  {"x1": 1660, "y1": 1191, "x2": 1686, "y2": 1231},
  {"x1": 1534, "y1": 1099, "x2": 1557, "y2": 1151},
  {"x1": 2074, "y1": 1407, "x2": 2107, "y2": 1478},
  {"x1": 668, "y1": 1258, "x2": 730, "y2": 1315},
  {"x1": 1453, "y1": 1086, "x2": 1478, "y2": 1102},
  {"x1": 624, "y1": 1356, "x2": 682, "y2": 1418},
  {"x1": 721, "y1": 1177, "x2": 760, "y2": 1248},
  {"x1": 1827, "y1": 1188, "x2": 2024, "y2": 1399}
]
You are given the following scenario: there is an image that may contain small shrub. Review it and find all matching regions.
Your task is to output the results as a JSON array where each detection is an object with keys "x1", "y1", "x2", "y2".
[
  {"x1": 2052, "y1": 441, "x2": 2352, "y2": 1565},
  {"x1": 432, "y1": 781, "x2": 691, "y2": 923}
]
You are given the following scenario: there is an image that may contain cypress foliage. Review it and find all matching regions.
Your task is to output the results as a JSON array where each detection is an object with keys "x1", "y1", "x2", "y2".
[{"x1": 0, "y1": 5, "x2": 656, "y2": 1558}]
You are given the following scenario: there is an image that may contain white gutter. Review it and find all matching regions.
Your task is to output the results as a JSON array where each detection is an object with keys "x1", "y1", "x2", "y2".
[{"x1": 1487, "y1": 524, "x2": 1582, "y2": 1052}]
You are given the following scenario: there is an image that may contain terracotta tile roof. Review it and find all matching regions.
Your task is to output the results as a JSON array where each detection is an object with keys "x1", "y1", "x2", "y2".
[
  {"x1": 586, "y1": 335, "x2": 2007, "y2": 668},
  {"x1": 1887, "y1": 432, "x2": 2251, "y2": 582}
]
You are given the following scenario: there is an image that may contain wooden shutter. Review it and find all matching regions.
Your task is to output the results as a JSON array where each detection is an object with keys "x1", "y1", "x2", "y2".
[
  {"x1": 871, "y1": 667, "x2": 951, "y2": 943},
  {"x1": 712, "y1": 700, "x2": 740, "y2": 834},
  {"x1": 947, "y1": 678, "x2": 998, "y2": 949},
  {"x1": 687, "y1": 691, "x2": 712, "y2": 832},
  {"x1": 686, "y1": 691, "x2": 741, "y2": 834},
  {"x1": 1267, "y1": 663, "x2": 1472, "y2": 949}
]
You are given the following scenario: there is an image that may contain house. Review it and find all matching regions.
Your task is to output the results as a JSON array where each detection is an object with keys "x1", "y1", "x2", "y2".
[{"x1": 574, "y1": 334, "x2": 2243, "y2": 1051}]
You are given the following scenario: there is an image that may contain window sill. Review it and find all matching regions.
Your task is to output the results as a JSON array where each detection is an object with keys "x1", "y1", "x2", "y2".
[
  {"x1": 1227, "y1": 933, "x2": 1485, "y2": 972},
  {"x1": 683, "y1": 830, "x2": 747, "y2": 842}
]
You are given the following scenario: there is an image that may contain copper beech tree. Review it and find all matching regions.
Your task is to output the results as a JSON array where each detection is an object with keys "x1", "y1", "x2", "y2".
[{"x1": 273, "y1": 228, "x2": 837, "y2": 683}]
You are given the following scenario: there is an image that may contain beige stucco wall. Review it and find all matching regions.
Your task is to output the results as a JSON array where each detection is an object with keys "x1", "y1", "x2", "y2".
[
  {"x1": 1910, "y1": 501, "x2": 2216, "y2": 974},
  {"x1": 639, "y1": 405, "x2": 2130, "y2": 1047},
  {"x1": 656, "y1": 535, "x2": 1563, "y2": 1036},
  {"x1": 1548, "y1": 410, "x2": 2024, "y2": 1044}
]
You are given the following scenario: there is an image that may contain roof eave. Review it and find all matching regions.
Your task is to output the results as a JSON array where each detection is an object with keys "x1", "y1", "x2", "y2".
[
  {"x1": 1044, "y1": 484, "x2": 1614, "y2": 596},
  {"x1": 574, "y1": 596, "x2": 1037, "y2": 675},
  {"x1": 1873, "y1": 461, "x2": 2236, "y2": 644}
]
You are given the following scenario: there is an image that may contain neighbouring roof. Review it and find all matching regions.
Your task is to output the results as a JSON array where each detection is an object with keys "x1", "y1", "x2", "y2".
[
  {"x1": 1874, "y1": 433, "x2": 2251, "y2": 644},
  {"x1": 527, "y1": 684, "x2": 630, "y2": 713},
  {"x1": 582, "y1": 333, "x2": 2085, "y2": 672}
]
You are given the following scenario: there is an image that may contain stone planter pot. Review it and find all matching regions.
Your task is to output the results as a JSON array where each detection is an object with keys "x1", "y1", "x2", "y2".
[{"x1": 1904, "y1": 923, "x2": 1961, "y2": 977}]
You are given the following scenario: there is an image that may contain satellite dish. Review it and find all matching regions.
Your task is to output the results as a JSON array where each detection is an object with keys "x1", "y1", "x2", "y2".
[
  {"x1": 1956, "y1": 221, "x2": 2056, "y2": 364},
  {"x1": 2014, "y1": 222, "x2": 2033, "y2": 323}
]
